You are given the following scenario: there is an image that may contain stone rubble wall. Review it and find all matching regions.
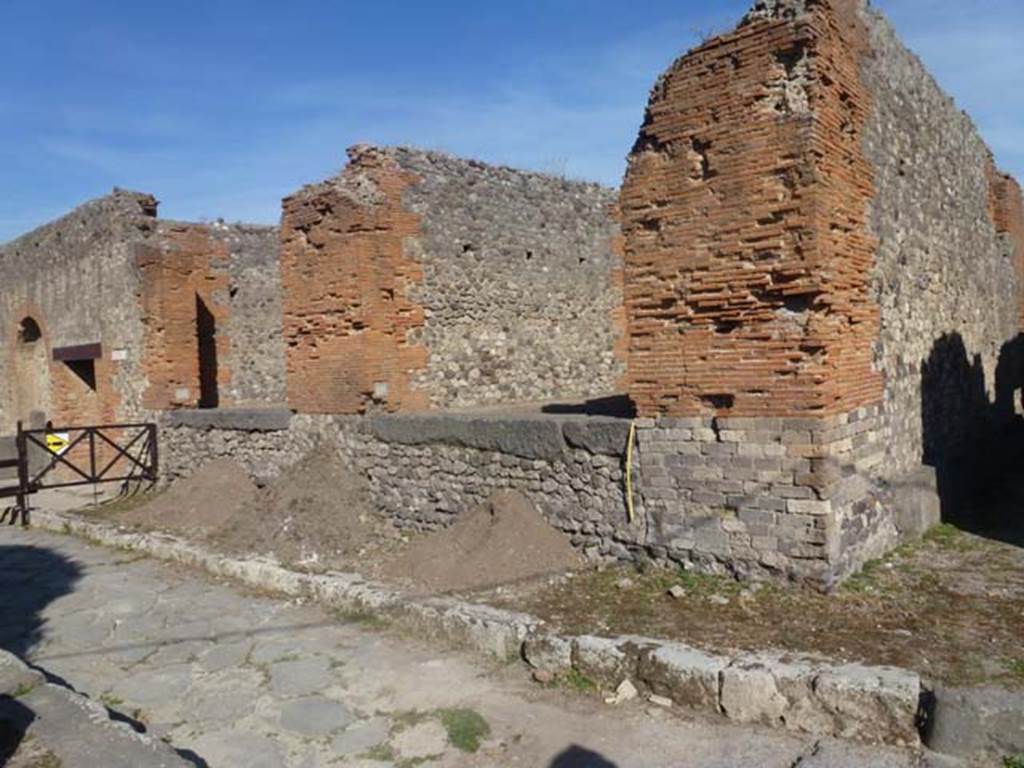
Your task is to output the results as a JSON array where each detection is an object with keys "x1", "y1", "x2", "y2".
[
  {"x1": 280, "y1": 145, "x2": 625, "y2": 415},
  {"x1": 159, "y1": 412, "x2": 643, "y2": 561},
  {"x1": 158, "y1": 404, "x2": 920, "y2": 585},
  {"x1": 859, "y1": 2, "x2": 1023, "y2": 479},
  {"x1": 395, "y1": 148, "x2": 627, "y2": 409},
  {"x1": 0, "y1": 193, "x2": 286, "y2": 434},
  {"x1": 212, "y1": 223, "x2": 286, "y2": 406}
]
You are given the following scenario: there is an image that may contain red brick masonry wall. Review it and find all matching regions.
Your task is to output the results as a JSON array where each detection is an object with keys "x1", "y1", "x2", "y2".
[
  {"x1": 280, "y1": 147, "x2": 428, "y2": 415},
  {"x1": 137, "y1": 223, "x2": 232, "y2": 410},
  {"x1": 988, "y1": 165, "x2": 1024, "y2": 329},
  {"x1": 621, "y1": 0, "x2": 882, "y2": 419}
]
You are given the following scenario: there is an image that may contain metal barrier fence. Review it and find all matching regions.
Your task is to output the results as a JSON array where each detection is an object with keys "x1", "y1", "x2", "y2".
[{"x1": 0, "y1": 422, "x2": 158, "y2": 526}]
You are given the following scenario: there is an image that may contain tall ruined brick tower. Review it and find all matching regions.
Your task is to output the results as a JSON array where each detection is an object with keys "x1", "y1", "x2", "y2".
[
  {"x1": 621, "y1": 0, "x2": 1024, "y2": 584},
  {"x1": 622, "y1": 0, "x2": 881, "y2": 418}
]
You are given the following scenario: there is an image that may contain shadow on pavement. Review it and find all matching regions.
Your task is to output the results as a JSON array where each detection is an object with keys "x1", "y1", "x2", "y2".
[
  {"x1": 0, "y1": 544, "x2": 80, "y2": 762},
  {"x1": 0, "y1": 545, "x2": 82, "y2": 657},
  {"x1": 0, "y1": 696, "x2": 35, "y2": 764},
  {"x1": 549, "y1": 744, "x2": 619, "y2": 767}
]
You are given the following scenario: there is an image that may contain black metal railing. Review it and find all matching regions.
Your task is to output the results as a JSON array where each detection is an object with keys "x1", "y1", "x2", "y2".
[{"x1": 1, "y1": 422, "x2": 158, "y2": 526}]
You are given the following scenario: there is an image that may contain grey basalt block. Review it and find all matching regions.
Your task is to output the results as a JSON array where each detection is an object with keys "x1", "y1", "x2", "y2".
[
  {"x1": 561, "y1": 418, "x2": 631, "y2": 456},
  {"x1": 165, "y1": 408, "x2": 293, "y2": 432},
  {"x1": 367, "y1": 413, "x2": 568, "y2": 461}
]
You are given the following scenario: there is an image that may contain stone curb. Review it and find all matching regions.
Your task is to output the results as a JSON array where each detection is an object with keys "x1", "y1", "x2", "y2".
[
  {"x1": 31, "y1": 509, "x2": 538, "y2": 663},
  {"x1": 31, "y1": 509, "x2": 921, "y2": 748},
  {"x1": 1, "y1": 649, "x2": 191, "y2": 767},
  {"x1": 524, "y1": 633, "x2": 921, "y2": 747}
]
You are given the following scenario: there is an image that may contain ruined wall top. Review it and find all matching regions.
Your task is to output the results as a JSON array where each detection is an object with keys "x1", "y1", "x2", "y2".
[
  {"x1": 742, "y1": 0, "x2": 814, "y2": 24},
  {"x1": 289, "y1": 144, "x2": 617, "y2": 212},
  {"x1": 281, "y1": 143, "x2": 625, "y2": 415},
  {"x1": 0, "y1": 189, "x2": 157, "y2": 256}
]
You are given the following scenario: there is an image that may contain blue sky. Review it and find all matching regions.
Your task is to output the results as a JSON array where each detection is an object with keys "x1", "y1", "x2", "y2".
[{"x1": 1, "y1": 1, "x2": 1021, "y2": 241}]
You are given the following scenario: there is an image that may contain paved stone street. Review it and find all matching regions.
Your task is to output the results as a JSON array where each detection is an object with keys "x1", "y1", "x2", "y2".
[{"x1": 0, "y1": 527, "x2": 946, "y2": 767}]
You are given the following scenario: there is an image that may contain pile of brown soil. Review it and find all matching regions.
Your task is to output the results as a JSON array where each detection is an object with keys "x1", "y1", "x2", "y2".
[
  {"x1": 382, "y1": 491, "x2": 582, "y2": 593},
  {"x1": 116, "y1": 459, "x2": 259, "y2": 533},
  {"x1": 211, "y1": 452, "x2": 401, "y2": 568}
]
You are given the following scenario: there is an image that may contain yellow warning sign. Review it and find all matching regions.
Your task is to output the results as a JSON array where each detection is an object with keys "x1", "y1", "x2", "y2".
[{"x1": 45, "y1": 432, "x2": 70, "y2": 456}]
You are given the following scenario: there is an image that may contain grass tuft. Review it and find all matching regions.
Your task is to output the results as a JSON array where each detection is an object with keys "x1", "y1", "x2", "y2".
[
  {"x1": 438, "y1": 708, "x2": 491, "y2": 753},
  {"x1": 12, "y1": 682, "x2": 37, "y2": 698},
  {"x1": 334, "y1": 607, "x2": 390, "y2": 629},
  {"x1": 924, "y1": 523, "x2": 977, "y2": 552},
  {"x1": 362, "y1": 743, "x2": 395, "y2": 762},
  {"x1": 1008, "y1": 659, "x2": 1024, "y2": 681},
  {"x1": 562, "y1": 669, "x2": 598, "y2": 694},
  {"x1": 99, "y1": 693, "x2": 124, "y2": 709}
]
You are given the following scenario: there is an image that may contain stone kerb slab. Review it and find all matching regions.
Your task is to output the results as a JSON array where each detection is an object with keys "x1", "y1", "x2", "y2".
[
  {"x1": 526, "y1": 633, "x2": 920, "y2": 746},
  {"x1": 32, "y1": 508, "x2": 922, "y2": 748},
  {"x1": 0, "y1": 649, "x2": 191, "y2": 767},
  {"x1": 366, "y1": 411, "x2": 631, "y2": 461}
]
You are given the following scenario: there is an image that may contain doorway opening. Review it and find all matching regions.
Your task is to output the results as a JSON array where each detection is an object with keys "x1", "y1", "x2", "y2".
[
  {"x1": 196, "y1": 294, "x2": 219, "y2": 409},
  {"x1": 14, "y1": 316, "x2": 49, "y2": 427}
]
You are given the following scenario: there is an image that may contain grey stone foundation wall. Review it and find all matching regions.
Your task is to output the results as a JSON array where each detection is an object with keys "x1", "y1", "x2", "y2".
[
  {"x1": 160, "y1": 411, "x2": 642, "y2": 559},
  {"x1": 635, "y1": 406, "x2": 898, "y2": 586},
  {"x1": 158, "y1": 405, "x2": 907, "y2": 585},
  {"x1": 390, "y1": 147, "x2": 627, "y2": 408},
  {"x1": 859, "y1": 3, "x2": 1022, "y2": 481}
]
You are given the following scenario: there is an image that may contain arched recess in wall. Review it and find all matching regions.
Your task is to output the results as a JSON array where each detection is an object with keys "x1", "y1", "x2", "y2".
[{"x1": 14, "y1": 316, "x2": 51, "y2": 428}]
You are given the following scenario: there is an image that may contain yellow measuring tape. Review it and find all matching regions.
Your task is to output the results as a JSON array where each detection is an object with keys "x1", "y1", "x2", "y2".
[{"x1": 625, "y1": 420, "x2": 637, "y2": 524}]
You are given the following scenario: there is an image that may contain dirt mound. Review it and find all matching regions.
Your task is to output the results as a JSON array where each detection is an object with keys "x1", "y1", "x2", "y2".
[
  {"x1": 117, "y1": 459, "x2": 258, "y2": 533},
  {"x1": 211, "y1": 451, "x2": 400, "y2": 568},
  {"x1": 382, "y1": 491, "x2": 581, "y2": 593}
]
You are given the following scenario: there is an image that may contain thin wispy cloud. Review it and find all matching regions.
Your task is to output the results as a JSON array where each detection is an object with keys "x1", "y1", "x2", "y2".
[{"x1": 0, "y1": 0, "x2": 1020, "y2": 241}]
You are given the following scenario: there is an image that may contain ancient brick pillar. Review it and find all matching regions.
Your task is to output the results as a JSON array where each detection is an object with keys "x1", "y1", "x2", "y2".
[
  {"x1": 137, "y1": 224, "x2": 233, "y2": 411},
  {"x1": 621, "y1": 0, "x2": 1024, "y2": 584}
]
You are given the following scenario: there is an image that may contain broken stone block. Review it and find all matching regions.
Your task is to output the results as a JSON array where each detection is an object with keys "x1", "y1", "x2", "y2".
[
  {"x1": 719, "y1": 653, "x2": 822, "y2": 730},
  {"x1": 814, "y1": 663, "x2": 921, "y2": 746},
  {"x1": 637, "y1": 642, "x2": 726, "y2": 711},
  {"x1": 523, "y1": 633, "x2": 573, "y2": 675},
  {"x1": 604, "y1": 679, "x2": 639, "y2": 705},
  {"x1": 572, "y1": 636, "x2": 633, "y2": 688}
]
